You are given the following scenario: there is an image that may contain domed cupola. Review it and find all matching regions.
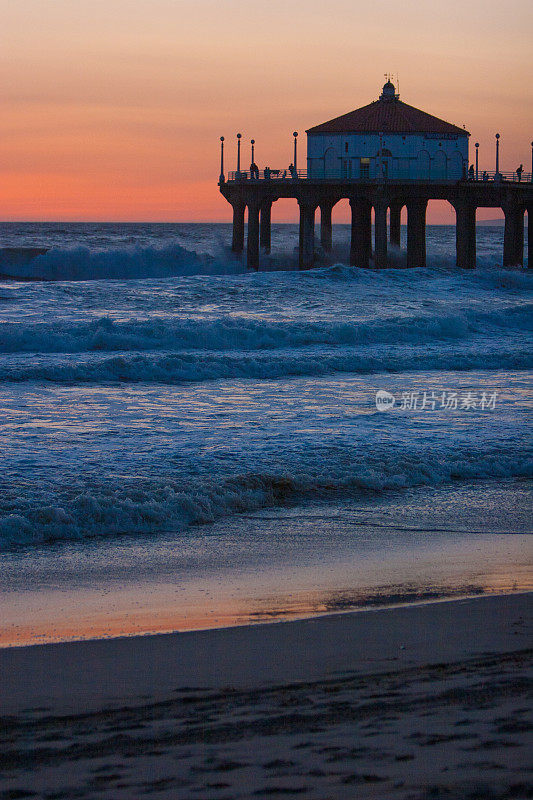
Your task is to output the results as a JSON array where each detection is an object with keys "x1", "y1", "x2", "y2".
[{"x1": 380, "y1": 80, "x2": 397, "y2": 101}]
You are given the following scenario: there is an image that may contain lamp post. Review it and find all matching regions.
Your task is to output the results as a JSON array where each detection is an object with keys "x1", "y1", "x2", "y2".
[
  {"x1": 251, "y1": 139, "x2": 255, "y2": 166},
  {"x1": 293, "y1": 132, "x2": 298, "y2": 171},
  {"x1": 219, "y1": 136, "x2": 225, "y2": 183},
  {"x1": 495, "y1": 133, "x2": 500, "y2": 177},
  {"x1": 475, "y1": 142, "x2": 479, "y2": 181},
  {"x1": 237, "y1": 133, "x2": 242, "y2": 176}
]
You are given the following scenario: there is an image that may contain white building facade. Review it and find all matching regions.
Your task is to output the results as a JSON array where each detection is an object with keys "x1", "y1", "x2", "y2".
[{"x1": 306, "y1": 82, "x2": 469, "y2": 181}]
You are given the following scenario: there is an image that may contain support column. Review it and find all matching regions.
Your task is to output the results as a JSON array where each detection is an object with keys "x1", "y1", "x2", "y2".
[
  {"x1": 407, "y1": 199, "x2": 428, "y2": 268},
  {"x1": 389, "y1": 202, "x2": 402, "y2": 248},
  {"x1": 231, "y1": 202, "x2": 245, "y2": 253},
  {"x1": 320, "y1": 201, "x2": 334, "y2": 253},
  {"x1": 454, "y1": 200, "x2": 476, "y2": 269},
  {"x1": 349, "y1": 198, "x2": 372, "y2": 268},
  {"x1": 260, "y1": 201, "x2": 272, "y2": 254},
  {"x1": 374, "y1": 201, "x2": 388, "y2": 268},
  {"x1": 247, "y1": 202, "x2": 260, "y2": 270},
  {"x1": 527, "y1": 206, "x2": 533, "y2": 269},
  {"x1": 298, "y1": 201, "x2": 315, "y2": 269},
  {"x1": 503, "y1": 203, "x2": 524, "y2": 266}
]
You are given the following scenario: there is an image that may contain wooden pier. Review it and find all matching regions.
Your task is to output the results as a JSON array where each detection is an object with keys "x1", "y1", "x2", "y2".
[{"x1": 219, "y1": 171, "x2": 532, "y2": 270}]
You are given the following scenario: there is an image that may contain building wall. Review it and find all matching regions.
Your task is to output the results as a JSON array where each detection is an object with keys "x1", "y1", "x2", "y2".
[{"x1": 307, "y1": 132, "x2": 469, "y2": 180}]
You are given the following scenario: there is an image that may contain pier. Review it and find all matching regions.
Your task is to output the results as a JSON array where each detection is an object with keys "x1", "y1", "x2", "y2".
[
  {"x1": 218, "y1": 82, "x2": 532, "y2": 270},
  {"x1": 219, "y1": 170, "x2": 532, "y2": 270}
]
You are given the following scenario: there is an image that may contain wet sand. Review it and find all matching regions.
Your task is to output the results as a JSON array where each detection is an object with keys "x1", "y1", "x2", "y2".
[
  {"x1": 2, "y1": 483, "x2": 532, "y2": 649},
  {"x1": 0, "y1": 593, "x2": 531, "y2": 799}
]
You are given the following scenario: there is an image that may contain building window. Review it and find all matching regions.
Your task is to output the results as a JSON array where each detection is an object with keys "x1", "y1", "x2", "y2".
[
  {"x1": 360, "y1": 158, "x2": 370, "y2": 179},
  {"x1": 345, "y1": 142, "x2": 349, "y2": 153}
]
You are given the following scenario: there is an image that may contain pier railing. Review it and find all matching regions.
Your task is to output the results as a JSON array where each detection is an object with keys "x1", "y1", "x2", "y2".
[
  {"x1": 225, "y1": 169, "x2": 532, "y2": 183},
  {"x1": 227, "y1": 169, "x2": 307, "y2": 181},
  {"x1": 472, "y1": 170, "x2": 532, "y2": 183}
]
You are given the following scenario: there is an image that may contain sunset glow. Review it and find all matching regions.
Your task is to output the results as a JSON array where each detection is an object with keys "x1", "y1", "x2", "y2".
[{"x1": 2, "y1": 0, "x2": 532, "y2": 222}]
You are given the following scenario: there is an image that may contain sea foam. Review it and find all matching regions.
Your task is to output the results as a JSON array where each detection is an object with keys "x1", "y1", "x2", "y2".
[{"x1": 1, "y1": 442, "x2": 530, "y2": 548}]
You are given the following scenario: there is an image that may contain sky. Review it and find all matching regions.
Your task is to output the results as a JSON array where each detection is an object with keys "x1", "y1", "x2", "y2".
[{"x1": 1, "y1": 0, "x2": 532, "y2": 223}]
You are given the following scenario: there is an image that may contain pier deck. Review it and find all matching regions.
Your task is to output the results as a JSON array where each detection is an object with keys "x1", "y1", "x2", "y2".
[{"x1": 219, "y1": 172, "x2": 532, "y2": 270}]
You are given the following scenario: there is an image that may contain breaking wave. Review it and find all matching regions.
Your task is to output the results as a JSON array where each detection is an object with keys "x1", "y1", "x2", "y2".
[
  {"x1": 2, "y1": 344, "x2": 531, "y2": 384},
  {"x1": 1, "y1": 304, "x2": 531, "y2": 356},
  {"x1": 0, "y1": 243, "x2": 244, "y2": 281},
  {"x1": 1, "y1": 442, "x2": 531, "y2": 549},
  {"x1": 1, "y1": 226, "x2": 531, "y2": 552},
  {"x1": 0, "y1": 232, "x2": 528, "y2": 283}
]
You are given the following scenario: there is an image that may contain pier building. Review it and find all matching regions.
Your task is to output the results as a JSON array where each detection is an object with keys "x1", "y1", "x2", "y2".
[{"x1": 219, "y1": 82, "x2": 532, "y2": 270}]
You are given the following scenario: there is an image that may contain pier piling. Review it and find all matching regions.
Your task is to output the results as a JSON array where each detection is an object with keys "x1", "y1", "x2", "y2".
[
  {"x1": 374, "y1": 202, "x2": 388, "y2": 268},
  {"x1": 503, "y1": 202, "x2": 524, "y2": 266},
  {"x1": 247, "y1": 202, "x2": 260, "y2": 270},
  {"x1": 320, "y1": 202, "x2": 334, "y2": 253},
  {"x1": 454, "y1": 200, "x2": 477, "y2": 269},
  {"x1": 231, "y1": 203, "x2": 245, "y2": 253},
  {"x1": 527, "y1": 205, "x2": 533, "y2": 269},
  {"x1": 406, "y1": 199, "x2": 428, "y2": 268},
  {"x1": 298, "y1": 202, "x2": 316, "y2": 269},
  {"x1": 260, "y1": 201, "x2": 272, "y2": 254},
  {"x1": 389, "y1": 202, "x2": 402, "y2": 248},
  {"x1": 349, "y1": 198, "x2": 372, "y2": 268}
]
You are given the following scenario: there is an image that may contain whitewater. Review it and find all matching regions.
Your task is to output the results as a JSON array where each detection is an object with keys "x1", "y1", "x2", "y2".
[{"x1": 0, "y1": 221, "x2": 531, "y2": 643}]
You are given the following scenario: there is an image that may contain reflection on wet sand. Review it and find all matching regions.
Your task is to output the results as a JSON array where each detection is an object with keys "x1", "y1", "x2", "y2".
[
  {"x1": 244, "y1": 583, "x2": 488, "y2": 622},
  {"x1": 2, "y1": 575, "x2": 531, "y2": 648},
  {"x1": 2, "y1": 482, "x2": 531, "y2": 648}
]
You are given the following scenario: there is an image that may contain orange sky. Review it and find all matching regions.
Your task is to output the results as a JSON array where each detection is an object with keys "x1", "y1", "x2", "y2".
[{"x1": 1, "y1": 0, "x2": 532, "y2": 223}]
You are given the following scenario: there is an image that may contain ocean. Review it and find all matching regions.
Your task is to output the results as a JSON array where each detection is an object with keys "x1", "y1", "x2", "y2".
[{"x1": 0, "y1": 221, "x2": 531, "y2": 645}]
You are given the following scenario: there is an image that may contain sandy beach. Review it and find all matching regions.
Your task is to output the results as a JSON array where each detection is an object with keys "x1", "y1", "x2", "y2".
[
  {"x1": 2, "y1": 0, "x2": 533, "y2": 796},
  {"x1": 1, "y1": 592, "x2": 531, "y2": 799}
]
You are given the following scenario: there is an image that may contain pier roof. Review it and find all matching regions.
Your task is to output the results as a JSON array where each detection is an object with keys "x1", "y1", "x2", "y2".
[{"x1": 307, "y1": 83, "x2": 469, "y2": 137}]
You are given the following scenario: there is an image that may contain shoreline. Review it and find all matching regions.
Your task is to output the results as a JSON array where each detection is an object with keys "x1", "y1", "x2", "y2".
[
  {"x1": 1, "y1": 585, "x2": 530, "y2": 652},
  {"x1": 3, "y1": 481, "x2": 531, "y2": 650},
  {"x1": 1, "y1": 591, "x2": 530, "y2": 715}
]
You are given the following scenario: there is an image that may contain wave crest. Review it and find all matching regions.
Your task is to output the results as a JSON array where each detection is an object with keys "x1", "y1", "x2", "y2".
[
  {"x1": 1, "y1": 345, "x2": 531, "y2": 383},
  {"x1": 0, "y1": 243, "x2": 243, "y2": 281},
  {"x1": 1, "y1": 444, "x2": 531, "y2": 549},
  {"x1": 1, "y1": 304, "x2": 531, "y2": 356}
]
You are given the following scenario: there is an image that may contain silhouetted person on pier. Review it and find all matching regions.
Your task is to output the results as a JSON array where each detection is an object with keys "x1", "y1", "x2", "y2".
[
  {"x1": 516, "y1": 164, "x2": 523, "y2": 182},
  {"x1": 289, "y1": 163, "x2": 297, "y2": 179},
  {"x1": 250, "y1": 162, "x2": 259, "y2": 179},
  {"x1": 264, "y1": 166, "x2": 271, "y2": 179},
  {"x1": 468, "y1": 165, "x2": 475, "y2": 180},
  {"x1": 482, "y1": 171, "x2": 488, "y2": 181}
]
